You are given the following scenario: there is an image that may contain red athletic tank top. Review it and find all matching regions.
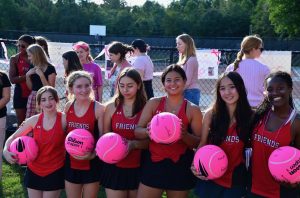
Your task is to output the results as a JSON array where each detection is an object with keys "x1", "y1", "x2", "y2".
[
  {"x1": 149, "y1": 97, "x2": 189, "y2": 162},
  {"x1": 251, "y1": 110, "x2": 293, "y2": 198},
  {"x1": 213, "y1": 123, "x2": 245, "y2": 188},
  {"x1": 66, "y1": 101, "x2": 96, "y2": 170},
  {"x1": 28, "y1": 112, "x2": 65, "y2": 176},
  {"x1": 17, "y1": 55, "x2": 31, "y2": 97},
  {"x1": 111, "y1": 104, "x2": 142, "y2": 168}
]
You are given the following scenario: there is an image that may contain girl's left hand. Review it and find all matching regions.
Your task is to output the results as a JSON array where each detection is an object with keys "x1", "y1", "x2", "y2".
[
  {"x1": 72, "y1": 151, "x2": 96, "y2": 160},
  {"x1": 278, "y1": 180, "x2": 300, "y2": 188},
  {"x1": 127, "y1": 140, "x2": 135, "y2": 152},
  {"x1": 191, "y1": 164, "x2": 209, "y2": 181}
]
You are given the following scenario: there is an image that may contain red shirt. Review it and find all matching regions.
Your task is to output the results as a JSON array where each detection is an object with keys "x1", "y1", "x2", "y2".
[
  {"x1": 66, "y1": 101, "x2": 97, "y2": 170},
  {"x1": 17, "y1": 54, "x2": 31, "y2": 97},
  {"x1": 28, "y1": 112, "x2": 65, "y2": 176},
  {"x1": 251, "y1": 111, "x2": 293, "y2": 198},
  {"x1": 111, "y1": 104, "x2": 142, "y2": 168},
  {"x1": 149, "y1": 97, "x2": 189, "y2": 163},
  {"x1": 213, "y1": 123, "x2": 245, "y2": 188}
]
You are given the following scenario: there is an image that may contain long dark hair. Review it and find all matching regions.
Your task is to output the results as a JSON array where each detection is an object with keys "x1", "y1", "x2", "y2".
[
  {"x1": 114, "y1": 68, "x2": 147, "y2": 115},
  {"x1": 62, "y1": 50, "x2": 83, "y2": 76},
  {"x1": 250, "y1": 71, "x2": 294, "y2": 130},
  {"x1": 108, "y1": 41, "x2": 134, "y2": 61},
  {"x1": 209, "y1": 71, "x2": 252, "y2": 145}
]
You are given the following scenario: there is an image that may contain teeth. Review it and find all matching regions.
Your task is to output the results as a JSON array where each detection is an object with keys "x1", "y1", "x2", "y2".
[{"x1": 273, "y1": 97, "x2": 281, "y2": 101}]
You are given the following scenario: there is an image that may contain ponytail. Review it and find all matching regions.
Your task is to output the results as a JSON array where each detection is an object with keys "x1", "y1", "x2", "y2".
[{"x1": 233, "y1": 50, "x2": 244, "y2": 71}]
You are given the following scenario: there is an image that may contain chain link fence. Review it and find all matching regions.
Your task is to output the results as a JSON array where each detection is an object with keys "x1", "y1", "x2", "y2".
[{"x1": 1, "y1": 39, "x2": 300, "y2": 115}]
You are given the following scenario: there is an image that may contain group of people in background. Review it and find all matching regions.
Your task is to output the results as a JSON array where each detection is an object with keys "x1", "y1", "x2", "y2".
[{"x1": 0, "y1": 32, "x2": 299, "y2": 198}]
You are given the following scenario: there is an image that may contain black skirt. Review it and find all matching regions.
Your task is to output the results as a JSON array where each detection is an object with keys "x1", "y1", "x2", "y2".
[
  {"x1": 24, "y1": 167, "x2": 65, "y2": 191},
  {"x1": 101, "y1": 162, "x2": 141, "y2": 190},
  {"x1": 65, "y1": 157, "x2": 102, "y2": 184},
  {"x1": 140, "y1": 149, "x2": 196, "y2": 191}
]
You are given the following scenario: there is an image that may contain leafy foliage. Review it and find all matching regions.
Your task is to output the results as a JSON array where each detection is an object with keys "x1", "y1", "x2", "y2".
[{"x1": 0, "y1": 0, "x2": 298, "y2": 37}]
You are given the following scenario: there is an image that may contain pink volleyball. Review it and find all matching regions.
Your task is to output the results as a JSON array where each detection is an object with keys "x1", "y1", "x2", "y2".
[
  {"x1": 65, "y1": 129, "x2": 95, "y2": 157},
  {"x1": 96, "y1": 132, "x2": 129, "y2": 164},
  {"x1": 268, "y1": 146, "x2": 300, "y2": 184},
  {"x1": 193, "y1": 145, "x2": 228, "y2": 180},
  {"x1": 149, "y1": 112, "x2": 181, "y2": 144},
  {"x1": 9, "y1": 136, "x2": 39, "y2": 165}
]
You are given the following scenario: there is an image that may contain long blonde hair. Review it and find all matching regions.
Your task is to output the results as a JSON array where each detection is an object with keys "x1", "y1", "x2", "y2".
[
  {"x1": 66, "y1": 70, "x2": 94, "y2": 101},
  {"x1": 26, "y1": 44, "x2": 50, "y2": 67},
  {"x1": 176, "y1": 34, "x2": 196, "y2": 65},
  {"x1": 233, "y1": 35, "x2": 263, "y2": 71}
]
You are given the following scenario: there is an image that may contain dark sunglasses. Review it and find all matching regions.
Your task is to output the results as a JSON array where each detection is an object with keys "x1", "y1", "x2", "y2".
[
  {"x1": 259, "y1": 47, "x2": 264, "y2": 52},
  {"x1": 16, "y1": 44, "x2": 26, "y2": 49}
]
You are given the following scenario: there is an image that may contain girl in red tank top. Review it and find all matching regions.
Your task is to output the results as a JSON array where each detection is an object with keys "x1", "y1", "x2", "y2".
[
  {"x1": 64, "y1": 71, "x2": 105, "y2": 198},
  {"x1": 192, "y1": 72, "x2": 253, "y2": 198},
  {"x1": 9, "y1": 34, "x2": 35, "y2": 126},
  {"x1": 134, "y1": 64, "x2": 203, "y2": 198},
  {"x1": 101, "y1": 68, "x2": 147, "y2": 198},
  {"x1": 249, "y1": 71, "x2": 300, "y2": 198},
  {"x1": 3, "y1": 86, "x2": 66, "y2": 198}
]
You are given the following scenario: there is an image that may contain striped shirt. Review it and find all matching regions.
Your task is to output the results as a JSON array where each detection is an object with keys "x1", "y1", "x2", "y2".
[{"x1": 226, "y1": 59, "x2": 270, "y2": 107}]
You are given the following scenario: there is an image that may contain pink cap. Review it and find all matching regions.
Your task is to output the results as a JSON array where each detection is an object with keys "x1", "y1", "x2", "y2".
[{"x1": 73, "y1": 41, "x2": 90, "y2": 51}]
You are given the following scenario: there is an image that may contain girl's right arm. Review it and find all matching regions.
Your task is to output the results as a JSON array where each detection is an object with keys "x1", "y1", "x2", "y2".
[
  {"x1": 9, "y1": 55, "x2": 26, "y2": 84},
  {"x1": 191, "y1": 109, "x2": 213, "y2": 180},
  {"x1": 134, "y1": 98, "x2": 158, "y2": 139},
  {"x1": 198, "y1": 109, "x2": 213, "y2": 148},
  {"x1": 3, "y1": 115, "x2": 38, "y2": 164},
  {"x1": 103, "y1": 102, "x2": 115, "y2": 133}
]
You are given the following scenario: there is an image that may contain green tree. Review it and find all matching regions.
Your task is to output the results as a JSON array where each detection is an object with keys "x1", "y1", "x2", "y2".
[
  {"x1": 267, "y1": 0, "x2": 300, "y2": 37},
  {"x1": 251, "y1": 0, "x2": 276, "y2": 37}
]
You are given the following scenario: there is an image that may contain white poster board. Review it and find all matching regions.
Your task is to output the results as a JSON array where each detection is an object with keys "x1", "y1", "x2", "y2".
[
  {"x1": 196, "y1": 49, "x2": 220, "y2": 79},
  {"x1": 257, "y1": 51, "x2": 292, "y2": 73},
  {"x1": 89, "y1": 25, "x2": 106, "y2": 36}
]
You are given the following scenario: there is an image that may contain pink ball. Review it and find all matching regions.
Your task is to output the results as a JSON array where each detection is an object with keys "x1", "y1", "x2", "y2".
[
  {"x1": 9, "y1": 136, "x2": 39, "y2": 165},
  {"x1": 268, "y1": 146, "x2": 300, "y2": 184},
  {"x1": 149, "y1": 112, "x2": 181, "y2": 144},
  {"x1": 65, "y1": 129, "x2": 95, "y2": 157},
  {"x1": 96, "y1": 132, "x2": 129, "y2": 164},
  {"x1": 193, "y1": 145, "x2": 228, "y2": 179}
]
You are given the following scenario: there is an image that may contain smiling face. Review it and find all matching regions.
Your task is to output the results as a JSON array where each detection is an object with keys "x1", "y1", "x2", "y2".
[
  {"x1": 118, "y1": 76, "x2": 139, "y2": 100},
  {"x1": 176, "y1": 38, "x2": 186, "y2": 54},
  {"x1": 163, "y1": 71, "x2": 186, "y2": 96},
  {"x1": 39, "y1": 91, "x2": 57, "y2": 112},
  {"x1": 70, "y1": 77, "x2": 92, "y2": 100},
  {"x1": 219, "y1": 77, "x2": 239, "y2": 106},
  {"x1": 265, "y1": 76, "x2": 292, "y2": 107}
]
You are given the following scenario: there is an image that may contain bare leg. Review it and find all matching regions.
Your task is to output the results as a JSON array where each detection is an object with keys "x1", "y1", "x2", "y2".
[
  {"x1": 82, "y1": 182, "x2": 100, "y2": 198},
  {"x1": 65, "y1": 180, "x2": 83, "y2": 198},
  {"x1": 27, "y1": 188, "x2": 42, "y2": 198},
  {"x1": 137, "y1": 183, "x2": 163, "y2": 198}
]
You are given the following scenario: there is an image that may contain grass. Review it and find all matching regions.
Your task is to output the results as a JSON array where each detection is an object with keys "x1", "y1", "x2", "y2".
[{"x1": 1, "y1": 161, "x2": 197, "y2": 198}]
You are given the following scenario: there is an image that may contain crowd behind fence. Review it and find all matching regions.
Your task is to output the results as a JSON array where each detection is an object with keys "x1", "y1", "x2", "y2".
[{"x1": 1, "y1": 39, "x2": 300, "y2": 116}]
